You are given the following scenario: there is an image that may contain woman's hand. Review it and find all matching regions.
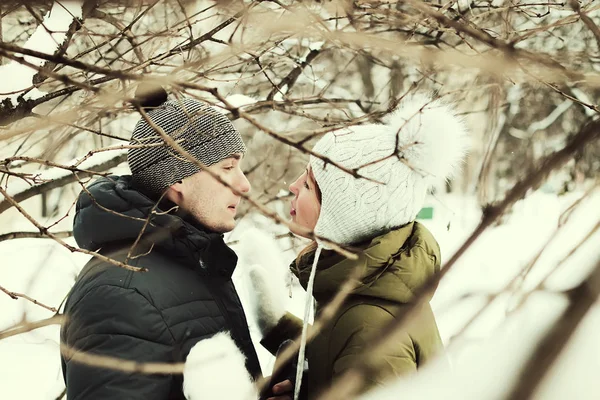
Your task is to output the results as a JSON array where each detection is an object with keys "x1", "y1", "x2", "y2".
[{"x1": 267, "y1": 379, "x2": 293, "y2": 400}]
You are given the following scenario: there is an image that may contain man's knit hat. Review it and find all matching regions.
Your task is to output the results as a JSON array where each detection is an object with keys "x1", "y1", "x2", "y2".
[
  {"x1": 127, "y1": 87, "x2": 246, "y2": 197},
  {"x1": 309, "y1": 93, "x2": 469, "y2": 246}
]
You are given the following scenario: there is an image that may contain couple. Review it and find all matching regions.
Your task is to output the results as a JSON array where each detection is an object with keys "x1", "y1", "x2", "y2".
[{"x1": 60, "y1": 86, "x2": 468, "y2": 400}]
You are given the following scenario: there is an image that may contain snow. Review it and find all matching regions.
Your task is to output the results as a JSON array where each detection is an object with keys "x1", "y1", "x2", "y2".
[
  {"x1": 0, "y1": 237, "x2": 89, "y2": 399},
  {"x1": 225, "y1": 94, "x2": 258, "y2": 108},
  {"x1": 1, "y1": 188, "x2": 599, "y2": 399},
  {"x1": 0, "y1": 1, "x2": 83, "y2": 105},
  {"x1": 358, "y1": 189, "x2": 600, "y2": 400}
]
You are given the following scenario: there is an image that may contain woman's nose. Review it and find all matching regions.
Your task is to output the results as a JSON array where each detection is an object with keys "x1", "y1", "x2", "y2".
[{"x1": 289, "y1": 181, "x2": 298, "y2": 195}]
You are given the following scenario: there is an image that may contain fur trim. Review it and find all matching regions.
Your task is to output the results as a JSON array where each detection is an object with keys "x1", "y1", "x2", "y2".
[
  {"x1": 247, "y1": 263, "x2": 288, "y2": 335},
  {"x1": 183, "y1": 332, "x2": 257, "y2": 400},
  {"x1": 234, "y1": 227, "x2": 287, "y2": 271},
  {"x1": 384, "y1": 93, "x2": 470, "y2": 181},
  {"x1": 233, "y1": 227, "x2": 289, "y2": 335}
]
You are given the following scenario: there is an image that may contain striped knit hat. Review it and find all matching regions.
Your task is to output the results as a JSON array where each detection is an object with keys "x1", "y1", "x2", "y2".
[{"x1": 127, "y1": 89, "x2": 246, "y2": 197}]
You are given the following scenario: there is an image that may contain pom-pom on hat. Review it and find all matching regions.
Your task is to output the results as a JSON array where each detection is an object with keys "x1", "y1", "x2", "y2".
[{"x1": 309, "y1": 93, "x2": 469, "y2": 246}]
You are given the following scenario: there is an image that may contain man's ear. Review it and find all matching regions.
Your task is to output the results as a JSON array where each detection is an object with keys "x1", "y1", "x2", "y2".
[{"x1": 165, "y1": 180, "x2": 184, "y2": 204}]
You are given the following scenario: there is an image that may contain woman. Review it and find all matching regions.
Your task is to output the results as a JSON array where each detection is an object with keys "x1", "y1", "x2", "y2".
[{"x1": 247, "y1": 93, "x2": 469, "y2": 399}]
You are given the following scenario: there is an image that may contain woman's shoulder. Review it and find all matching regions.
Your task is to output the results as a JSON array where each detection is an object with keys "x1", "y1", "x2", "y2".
[{"x1": 333, "y1": 299, "x2": 396, "y2": 334}]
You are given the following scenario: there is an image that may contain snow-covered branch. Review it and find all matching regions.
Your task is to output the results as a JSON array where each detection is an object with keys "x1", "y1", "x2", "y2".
[{"x1": 0, "y1": 0, "x2": 83, "y2": 105}]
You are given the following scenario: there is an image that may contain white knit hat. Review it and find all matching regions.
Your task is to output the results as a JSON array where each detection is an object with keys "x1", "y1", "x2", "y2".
[{"x1": 309, "y1": 93, "x2": 469, "y2": 246}]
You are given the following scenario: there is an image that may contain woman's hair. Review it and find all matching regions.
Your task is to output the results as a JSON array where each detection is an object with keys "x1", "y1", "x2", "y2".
[{"x1": 295, "y1": 167, "x2": 321, "y2": 266}]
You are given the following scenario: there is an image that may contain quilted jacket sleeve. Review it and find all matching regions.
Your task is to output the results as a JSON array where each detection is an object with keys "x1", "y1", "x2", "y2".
[
  {"x1": 61, "y1": 284, "x2": 176, "y2": 400},
  {"x1": 331, "y1": 304, "x2": 417, "y2": 392}
]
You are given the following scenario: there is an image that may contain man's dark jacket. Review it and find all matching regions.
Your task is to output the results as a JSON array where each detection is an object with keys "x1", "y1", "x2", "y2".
[{"x1": 60, "y1": 175, "x2": 261, "y2": 399}]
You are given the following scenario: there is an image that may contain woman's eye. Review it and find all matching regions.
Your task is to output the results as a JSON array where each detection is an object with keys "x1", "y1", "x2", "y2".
[
  {"x1": 303, "y1": 181, "x2": 309, "y2": 189},
  {"x1": 224, "y1": 166, "x2": 234, "y2": 171}
]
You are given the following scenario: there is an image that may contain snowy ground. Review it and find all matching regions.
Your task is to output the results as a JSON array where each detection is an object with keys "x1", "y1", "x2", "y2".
[{"x1": 0, "y1": 188, "x2": 599, "y2": 399}]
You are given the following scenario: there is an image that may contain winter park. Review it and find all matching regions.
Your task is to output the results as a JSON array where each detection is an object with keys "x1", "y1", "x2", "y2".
[{"x1": 0, "y1": 1, "x2": 599, "y2": 399}]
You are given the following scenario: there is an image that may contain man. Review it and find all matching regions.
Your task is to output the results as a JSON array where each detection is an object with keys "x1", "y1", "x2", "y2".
[{"x1": 60, "y1": 87, "x2": 277, "y2": 399}]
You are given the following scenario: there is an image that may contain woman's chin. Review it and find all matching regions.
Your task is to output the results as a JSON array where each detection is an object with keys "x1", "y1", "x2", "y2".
[{"x1": 289, "y1": 224, "x2": 310, "y2": 239}]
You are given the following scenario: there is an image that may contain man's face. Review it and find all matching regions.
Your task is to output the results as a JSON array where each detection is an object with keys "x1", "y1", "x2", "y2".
[{"x1": 172, "y1": 153, "x2": 251, "y2": 233}]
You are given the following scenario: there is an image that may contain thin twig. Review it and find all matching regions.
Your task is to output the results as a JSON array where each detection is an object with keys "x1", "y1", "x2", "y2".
[
  {"x1": 267, "y1": 48, "x2": 323, "y2": 101},
  {"x1": 570, "y1": 0, "x2": 600, "y2": 51},
  {"x1": 0, "y1": 152, "x2": 127, "y2": 215},
  {"x1": 60, "y1": 342, "x2": 185, "y2": 375},
  {"x1": 0, "y1": 186, "x2": 145, "y2": 272},
  {"x1": 0, "y1": 285, "x2": 58, "y2": 312},
  {"x1": 0, "y1": 315, "x2": 64, "y2": 341},
  {"x1": 0, "y1": 230, "x2": 72, "y2": 243}
]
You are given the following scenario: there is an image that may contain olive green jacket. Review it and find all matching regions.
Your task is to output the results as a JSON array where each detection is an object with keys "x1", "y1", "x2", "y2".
[{"x1": 261, "y1": 222, "x2": 444, "y2": 398}]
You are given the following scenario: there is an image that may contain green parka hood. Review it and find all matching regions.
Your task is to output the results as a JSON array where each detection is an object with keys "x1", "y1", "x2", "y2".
[{"x1": 294, "y1": 221, "x2": 441, "y2": 304}]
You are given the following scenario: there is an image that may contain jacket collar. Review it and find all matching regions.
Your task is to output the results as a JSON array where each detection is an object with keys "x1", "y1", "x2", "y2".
[
  {"x1": 73, "y1": 175, "x2": 238, "y2": 278},
  {"x1": 293, "y1": 222, "x2": 441, "y2": 304}
]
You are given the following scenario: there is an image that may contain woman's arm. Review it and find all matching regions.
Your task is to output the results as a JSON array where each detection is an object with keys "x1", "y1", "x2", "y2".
[
  {"x1": 330, "y1": 305, "x2": 417, "y2": 392},
  {"x1": 260, "y1": 312, "x2": 304, "y2": 355}
]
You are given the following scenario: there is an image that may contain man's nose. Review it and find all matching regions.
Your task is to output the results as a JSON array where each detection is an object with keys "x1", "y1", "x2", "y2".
[{"x1": 238, "y1": 172, "x2": 251, "y2": 194}]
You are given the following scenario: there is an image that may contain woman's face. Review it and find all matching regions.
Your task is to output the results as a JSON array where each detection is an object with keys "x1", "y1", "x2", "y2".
[{"x1": 289, "y1": 165, "x2": 321, "y2": 237}]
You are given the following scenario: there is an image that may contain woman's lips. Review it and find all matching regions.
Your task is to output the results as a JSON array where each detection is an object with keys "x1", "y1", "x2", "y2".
[{"x1": 290, "y1": 201, "x2": 296, "y2": 217}]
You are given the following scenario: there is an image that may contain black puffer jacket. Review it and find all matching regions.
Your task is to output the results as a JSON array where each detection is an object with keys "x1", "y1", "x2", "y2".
[{"x1": 60, "y1": 175, "x2": 261, "y2": 400}]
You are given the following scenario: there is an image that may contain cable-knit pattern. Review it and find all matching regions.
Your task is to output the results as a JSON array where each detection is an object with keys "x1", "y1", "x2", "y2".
[{"x1": 310, "y1": 94, "x2": 469, "y2": 245}]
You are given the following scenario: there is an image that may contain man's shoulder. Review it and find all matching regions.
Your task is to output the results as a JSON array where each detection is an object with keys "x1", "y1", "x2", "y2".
[
  {"x1": 75, "y1": 242, "x2": 188, "y2": 282},
  {"x1": 67, "y1": 244, "x2": 213, "y2": 312}
]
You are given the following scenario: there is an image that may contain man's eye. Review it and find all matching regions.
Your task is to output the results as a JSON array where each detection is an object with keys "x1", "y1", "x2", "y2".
[{"x1": 224, "y1": 166, "x2": 234, "y2": 171}]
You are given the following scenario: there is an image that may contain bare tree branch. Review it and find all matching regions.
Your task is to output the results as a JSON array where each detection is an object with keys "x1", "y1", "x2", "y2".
[
  {"x1": 0, "y1": 284, "x2": 58, "y2": 312},
  {"x1": 0, "y1": 185, "x2": 145, "y2": 272},
  {"x1": 506, "y1": 256, "x2": 600, "y2": 399},
  {"x1": 0, "y1": 230, "x2": 72, "y2": 242},
  {"x1": 570, "y1": 0, "x2": 600, "y2": 52},
  {"x1": 60, "y1": 342, "x2": 185, "y2": 375},
  {"x1": 0, "y1": 315, "x2": 64, "y2": 341},
  {"x1": 267, "y1": 48, "x2": 323, "y2": 101},
  {"x1": 0, "y1": 152, "x2": 126, "y2": 215},
  {"x1": 318, "y1": 116, "x2": 600, "y2": 399}
]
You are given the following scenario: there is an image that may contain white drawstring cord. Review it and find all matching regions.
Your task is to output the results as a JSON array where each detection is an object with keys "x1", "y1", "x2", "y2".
[{"x1": 293, "y1": 244, "x2": 322, "y2": 400}]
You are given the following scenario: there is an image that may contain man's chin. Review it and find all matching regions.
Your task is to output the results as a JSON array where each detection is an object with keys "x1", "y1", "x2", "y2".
[
  {"x1": 211, "y1": 218, "x2": 236, "y2": 234},
  {"x1": 192, "y1": 215, "x2": 236, "y2": 234}
]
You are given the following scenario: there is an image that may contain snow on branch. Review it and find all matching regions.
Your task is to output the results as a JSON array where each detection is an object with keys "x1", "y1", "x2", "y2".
[
  {"x1": 0, "y1": 150, "x2": 127, "y2": 214},
  {"x1": 0, "y1": 0, "x2": 83, "y2": 105}
]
